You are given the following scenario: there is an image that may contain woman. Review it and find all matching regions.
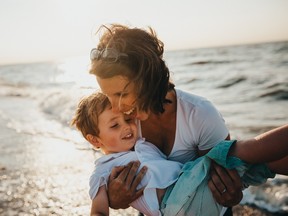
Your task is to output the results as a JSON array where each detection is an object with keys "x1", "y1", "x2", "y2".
[
  {"x1": 71, "y1": 92, "x2": 288, "y2": 216},
  {"x1": 89, "y1": 24, "x2": 243, "y2": 214}
]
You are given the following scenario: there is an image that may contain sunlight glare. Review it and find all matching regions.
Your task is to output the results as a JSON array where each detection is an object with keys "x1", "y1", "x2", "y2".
[{"x1": 57, "y1": 56, "x2": 98, "y2": 89}]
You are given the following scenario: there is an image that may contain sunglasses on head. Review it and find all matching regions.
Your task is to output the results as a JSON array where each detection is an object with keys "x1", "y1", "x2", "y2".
[{"x1": 90, "y1": 48, "x2": 128, "y2": 63}]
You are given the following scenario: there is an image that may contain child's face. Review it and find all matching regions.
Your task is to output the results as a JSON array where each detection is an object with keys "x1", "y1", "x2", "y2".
[
  {"x1": 96, "y1": 106, "x2": 138, "y2": 154},
  {"x1": 96, "y1": 75, "x2": 150, "y2": 121}
]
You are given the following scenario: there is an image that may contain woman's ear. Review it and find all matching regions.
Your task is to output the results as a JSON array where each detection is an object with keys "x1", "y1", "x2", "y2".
[{"x1": 86, "y1": 134, "x2": 101, "y2": 148}]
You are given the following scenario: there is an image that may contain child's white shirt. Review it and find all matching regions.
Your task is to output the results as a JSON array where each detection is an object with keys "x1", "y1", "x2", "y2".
[{"x1": 89, "y1": 138, "x2": 182, "y2": 216}]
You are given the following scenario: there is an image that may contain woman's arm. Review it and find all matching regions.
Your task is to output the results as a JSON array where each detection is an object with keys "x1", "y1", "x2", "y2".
[
  {"x1": 229, "y1": 124, "x2": 288, "y2": 164},
  {"x1": 267, "y1": 155, "x2": 288, "y2": 175},
  {"x1": 107, "y1": 161, "x2": 146, "y2": 209},
  {"x1": 90, "y1": 185, "x2": 109, "y2": 216}
]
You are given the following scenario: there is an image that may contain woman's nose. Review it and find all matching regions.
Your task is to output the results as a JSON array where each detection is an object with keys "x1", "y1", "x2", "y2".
[
  {"x1": 123, "y1": 121, "x2": 131, "y2": 130},
  {"x1": 110, "y1": 102, "x2": 119, "y2": 112},
  {"x1": 109, "y1": 97, "x2": 122, "y2": 112}
]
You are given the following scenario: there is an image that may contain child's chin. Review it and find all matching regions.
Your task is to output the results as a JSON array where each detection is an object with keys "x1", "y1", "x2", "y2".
[{"x1": 129, "y1": 141, "x2": 136, "y2": 150}]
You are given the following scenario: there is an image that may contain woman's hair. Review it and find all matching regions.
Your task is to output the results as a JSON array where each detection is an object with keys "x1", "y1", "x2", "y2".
[
  {"x1": 71, "y1": 92, "x2": 111, "y2": 139},
  {"x1": 89, "y1": 24, "x2": 174, "y2": 114}
]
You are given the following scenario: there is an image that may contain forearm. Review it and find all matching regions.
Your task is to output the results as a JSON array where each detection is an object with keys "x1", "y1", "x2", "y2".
[
  {"x1": 90, "y1": 204, "x2": 109, "y2": 216},
  {"x1": 267, "y1": 155, "x2": 288, "y2": 175},
  {"x1": 90, "y1": 186, "x2": 109, "y2": 216},
  {"x1": 229, "y1": 124, "x2": 288, "y2": 164},
  {"x1": 91, "y1": 213, "x2": 107, "y2": 216}
]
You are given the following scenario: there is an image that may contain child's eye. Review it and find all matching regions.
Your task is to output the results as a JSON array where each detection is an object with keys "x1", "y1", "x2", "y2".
[{"x1": 110, "y1": 123, "x2": 118, "y2": 128}]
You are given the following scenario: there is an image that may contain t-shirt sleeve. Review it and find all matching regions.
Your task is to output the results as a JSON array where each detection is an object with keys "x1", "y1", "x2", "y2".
[
  {"x1": 191, "y1": 99, "x2": 229, "y2": 151},
  {"x1": 89, "y1": 167, "x2": 109, "y2": 200}
]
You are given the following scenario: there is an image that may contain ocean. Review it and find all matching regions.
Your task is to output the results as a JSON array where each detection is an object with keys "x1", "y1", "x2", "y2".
[{"x1": 0, "y1": 41, "x2": 287, "y2": 215}]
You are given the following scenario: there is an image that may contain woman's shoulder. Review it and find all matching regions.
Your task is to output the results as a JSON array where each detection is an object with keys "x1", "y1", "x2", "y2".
[
  {"x1": 175, "y1": 88, "x2": 225, "y2": 128},
  {"x1": 175, "y1": 88, "x2": 214, "y2": 110}
]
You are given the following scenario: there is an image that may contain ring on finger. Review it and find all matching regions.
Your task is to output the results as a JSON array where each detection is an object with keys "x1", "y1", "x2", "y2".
[{"x1": 221, "y1": 188, "x2": 227, "y2": 194}]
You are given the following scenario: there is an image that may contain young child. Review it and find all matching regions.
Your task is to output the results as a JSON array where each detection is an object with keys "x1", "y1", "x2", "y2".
[{"x1": 71, "y1": 92, "x2": 288, "y2": 216}]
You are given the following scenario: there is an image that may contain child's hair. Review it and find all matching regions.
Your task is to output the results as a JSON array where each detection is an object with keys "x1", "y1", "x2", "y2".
[
  {"x1": 71, "y1": 92, "x2": 111, "y2": 139},
  {"x1": 89, "y1": 24, "x2": 174, "y2": 114}
]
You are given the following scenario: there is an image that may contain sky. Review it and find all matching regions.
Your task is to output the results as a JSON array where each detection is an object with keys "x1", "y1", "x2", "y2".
[{"x1": 0, "y1": 0, "x2": 288, "y2": 65}]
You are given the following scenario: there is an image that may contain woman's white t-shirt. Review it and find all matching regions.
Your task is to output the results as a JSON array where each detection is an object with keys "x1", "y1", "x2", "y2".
[{"x1": 141, "y1": 88, "x2": 229, "y2": 164}]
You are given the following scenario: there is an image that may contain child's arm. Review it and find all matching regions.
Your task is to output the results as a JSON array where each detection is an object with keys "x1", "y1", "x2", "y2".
[
  {"x1": 90, "y1": 185, "x2": 109, "y2": 216},
  {"x1": 229, "y1": 124, "x2": 288, "y2": 165}
]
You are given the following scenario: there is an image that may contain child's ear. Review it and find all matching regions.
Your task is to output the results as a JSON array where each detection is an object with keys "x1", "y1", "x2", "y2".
[{"x1": 86, "y1": 134, "x2": 101, "y2": 148}]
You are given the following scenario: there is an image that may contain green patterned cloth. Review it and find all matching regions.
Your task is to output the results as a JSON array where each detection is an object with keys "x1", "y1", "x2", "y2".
[{"x1": 160, "y1": 140, "x2": 275, "y2": 216}]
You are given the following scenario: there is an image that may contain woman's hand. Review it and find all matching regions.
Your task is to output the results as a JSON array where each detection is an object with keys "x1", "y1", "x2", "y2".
[
  {"x1": 107, "y1": 161, "x2": 147, "y2": 209},
  {"x1": 208, "y1": 161, "x2": 243, "y2": 207}
]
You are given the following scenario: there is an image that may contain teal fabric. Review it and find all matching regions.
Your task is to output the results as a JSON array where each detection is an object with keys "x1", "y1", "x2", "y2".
[{"x1": 160, "y1": 140, "x2": 275, "y2": 216}]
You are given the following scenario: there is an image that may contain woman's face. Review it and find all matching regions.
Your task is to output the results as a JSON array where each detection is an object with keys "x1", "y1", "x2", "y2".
[
  {"x1": 96, "y1": 75, "x2": 149, "y2": 121},
  {"x1": 97, "y1": 75, "x2": 150, "y2": 120},
  {"x1": 97, "y1": 75, "x2": 137, "y2": 114}
]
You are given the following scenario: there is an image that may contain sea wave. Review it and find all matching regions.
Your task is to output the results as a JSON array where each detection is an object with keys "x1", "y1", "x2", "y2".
[
  {"x1": 217, "y1": 76, "x2": 247, "y2": 88},
  {"x1": 187, "y1": 60, "x2": 233, "y2": 65},
  {"x1": 242, "y1": 175, "x2": 288, "y2": 213}
]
